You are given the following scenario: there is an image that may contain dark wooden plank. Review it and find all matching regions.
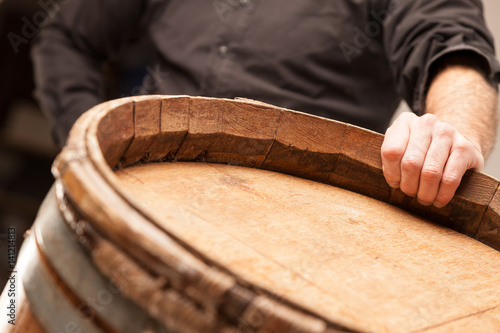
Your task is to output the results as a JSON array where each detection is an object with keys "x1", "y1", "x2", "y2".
[
  {"x1": 147, "y1": 96, "x2": 190, "y2": 162},
  {"x1": 476, "y1": 187, "x2": 500, "y2": 251},
  {"x1": 121, "y1": 98, "x2": 162, "y2": 166},
  {"x1": 175, "y1": 97, "x2": 223, "y2": 161},
  {"x1": 330, "y1": 125, "x2": 391, "y2": 202},
  {"x1": 176, "y1": 98, "x2": 280, "y2": 167},
  {"x1": 96, "y1": 102, "x2": 134, "y2": 168},
  {"x1": 391, "y1": 171, "x2": 497, "y2": 238},
  {"x1": 389, "y1": 189, "x2": 452, "y2": 229},
  {"x1": 449, "y1": 171, "x2": 498, "y2": 236},
  {"x1": 262, "y1": 111, "x2": 345, "y2": 184},
  {"x1": 219, "y1": 100, "x2": 280, "y2": 167}
]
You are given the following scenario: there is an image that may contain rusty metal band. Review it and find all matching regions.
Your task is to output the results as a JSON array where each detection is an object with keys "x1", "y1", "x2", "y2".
[{"x1": 20, "y1": 185, "x2": 168, "y2": 333}]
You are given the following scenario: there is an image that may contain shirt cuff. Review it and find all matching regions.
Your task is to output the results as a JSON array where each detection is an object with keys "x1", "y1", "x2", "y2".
[{"x1": 414, "y1": 45, "x2": 500, "y2": 115}]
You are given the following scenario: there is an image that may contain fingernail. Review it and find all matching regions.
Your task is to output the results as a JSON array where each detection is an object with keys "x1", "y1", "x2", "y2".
[
  {"x1": 388, "y1": 182, "x2": 400, "y2": 189},
  {"x1": 433, "y1": 202, "x2": 446, "y2": 209},
  {"x1": 403, "y1": 190, "x2": 416, "y2": 198},
  {"x1": 418, "y1": 199, "x2": 432, "y2": 206}
]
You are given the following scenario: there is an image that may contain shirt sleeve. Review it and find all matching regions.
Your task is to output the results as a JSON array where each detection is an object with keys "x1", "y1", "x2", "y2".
[
  {"x1": 381, "y1": 0, "x2": 500, "y2": 114},
  {"x1": 32, "y1": 0, "x2": 147, "y2": 146}
]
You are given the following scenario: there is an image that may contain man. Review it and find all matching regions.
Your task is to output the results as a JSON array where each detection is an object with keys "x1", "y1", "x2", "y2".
[{"x1": 32, "y1": 0, "x2": 499, "y2": 208}]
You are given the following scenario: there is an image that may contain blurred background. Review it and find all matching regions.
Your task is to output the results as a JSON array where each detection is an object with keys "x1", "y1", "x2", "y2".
[{"x1": 0, "y1": 0, "x2": 499, "y2": 284}]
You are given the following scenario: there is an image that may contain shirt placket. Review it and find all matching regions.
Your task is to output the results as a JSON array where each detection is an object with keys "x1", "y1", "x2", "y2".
[{"x1": 205, "y1": 0, "x2": 259, "y2": 97}]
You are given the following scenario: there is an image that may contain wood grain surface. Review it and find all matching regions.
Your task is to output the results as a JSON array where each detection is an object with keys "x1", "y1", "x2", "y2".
[{"x1": 115, "y1": 162, "x2": 500, "y2": 333}]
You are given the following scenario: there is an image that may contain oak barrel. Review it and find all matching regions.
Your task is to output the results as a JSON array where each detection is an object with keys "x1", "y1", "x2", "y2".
[{"x1": 2, "y1": 95, "x2": 500, "y2": 332}]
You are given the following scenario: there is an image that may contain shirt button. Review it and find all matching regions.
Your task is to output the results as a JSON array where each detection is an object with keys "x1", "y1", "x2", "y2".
[
  {"x1": 240, "y1": 0, "x2": 250, "y2": 6},
  {"x1": 218, "y1": 45, "x2": 229, "y2": 58}
]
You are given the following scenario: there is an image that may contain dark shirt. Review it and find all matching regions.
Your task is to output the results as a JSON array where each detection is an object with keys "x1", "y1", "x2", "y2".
[{"x1": 32, "y1": 0, "x2": 500, "y2": 146}]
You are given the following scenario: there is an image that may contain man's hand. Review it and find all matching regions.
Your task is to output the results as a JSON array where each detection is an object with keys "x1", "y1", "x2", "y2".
[
  {"x1": 381, "y1": 112, "x2": 484, "y2": 208},
  {"x1": 381, "y1": 54, "x2": 498, "y2": 208}
]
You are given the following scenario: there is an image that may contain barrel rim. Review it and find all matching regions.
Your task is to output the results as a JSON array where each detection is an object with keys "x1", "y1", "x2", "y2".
[{"x1": 53, "y1": 95, "x2": 500, "y2": 332}]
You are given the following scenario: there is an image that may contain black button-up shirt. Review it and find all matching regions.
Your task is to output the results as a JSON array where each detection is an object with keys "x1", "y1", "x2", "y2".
[{"x1": 33, "y1": 0, "x2": 500, "y2": 145}]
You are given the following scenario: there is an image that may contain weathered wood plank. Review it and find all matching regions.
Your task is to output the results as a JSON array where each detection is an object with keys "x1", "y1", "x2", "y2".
[
  {"x1": 121, "y1": 98, "x2": 162, "y2": 165},
  {"x1": 97, "y1": 102, "x2": 134, "y2": 168},
  {"x1": 390, "y1": 170, "x2": 498, "y2": 241},
  {"x1": 262, "y1": 111, "x2": 345, "y2": 183},
  {"x1": 476, "y1": 187, "x2": 500, "y2": 250},
  {"x1": 175, "y1": 97, "x2": 223, "y2": 161},
  {"x1": 176, "y1": 98, "x2": 280, "y2": 167},
  {"x1": 449, "y1": 171, "x2": 498, "y2": 236},
  {"x1": 219, "y1": 100, "x2": 280, "y2": 167},
  {"x1": 147, "y1": 96, "x2": 190, "y2": 161},
  {"x1": 330, "y1": 124, "x2": 391, "y2": 201}
]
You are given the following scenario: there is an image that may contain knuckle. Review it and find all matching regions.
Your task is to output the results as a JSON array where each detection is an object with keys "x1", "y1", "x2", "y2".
[
  {"x1": 435, "y1": 192, "x2": 453, "y2": 206},
  {"x1": 401, "y1": 155, "x2": 422, "y2": 172},
  {"x1": 391, "y1": 112, "x2": 415, "y2": 127},
  {"x1": 385, "y1": 177, "x2": 401, "y2": 188},
  {"x1": 454, "y1": 142, "x2": 471, "y2": 155},
  {"x1": 451, "y1": 145, "x2": 475, "y2": 164},
  {"x1": 433, "y1": 122, "x2": 455, "y2": 138},
  {"x1": 451, "y1": 140, "x2": 484, "y2": 169},
  {"x1": 441, "y1": 173, "x2": 461, "y2": 188},
  {"x1": 420, "y1": 113, "x2": 438, "y2": 126},
  {"x1": 420, "y1": 165, "x2": 442, "y2": 181},
  {"x1": 399, "y1": 111, "x2": 415, "y2": 121},
  {"x1": 402, "y1": 112, "x2": 416, "y2": 120},
  {"x1": 381, "y1": 145, "x2": 404, "y2": 161},
  {"x1": 383, "y1": 169, "x2": 399, "y2": 180},
  {"x1": 417, "y1": 192, "x2": 435, "y2": 205},
  {"x1": 453, "y1": 136, "x2": 476, "y2": 154},
  {"x1": 400, "y1": 183, "x2": 418, "y2": 196}
]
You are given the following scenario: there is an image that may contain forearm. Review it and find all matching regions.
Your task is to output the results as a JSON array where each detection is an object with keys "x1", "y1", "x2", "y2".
[{"x1": 425, "y1": 56, "x2": 499, "y2": 159}]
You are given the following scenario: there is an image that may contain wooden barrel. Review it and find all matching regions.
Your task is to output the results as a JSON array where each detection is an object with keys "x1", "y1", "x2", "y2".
[
  {"x1": 2, "y1": 95, "x2": 500, "y2": 332},
  {"x1": 0, "y1": 184, "x2": 169, "y2": 333}
]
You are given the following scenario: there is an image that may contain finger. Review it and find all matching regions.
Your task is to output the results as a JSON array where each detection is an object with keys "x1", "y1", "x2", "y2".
[
  {"x1": 433, "y1": 140, "x2": 484, "y2": 208},
  {"x1": 399, "y1": 114, "x2": 436, "y2": 197},
  {"x1": 381, "y1": 112, "x2": 412, "y2": 188},
  {"x1": 416, "y1": 123, "x2": 453, "y2": 206}
]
